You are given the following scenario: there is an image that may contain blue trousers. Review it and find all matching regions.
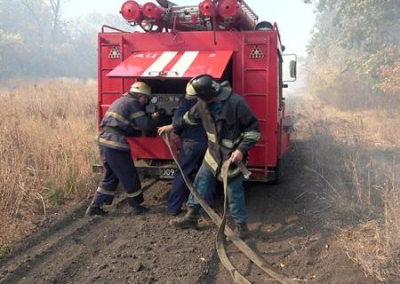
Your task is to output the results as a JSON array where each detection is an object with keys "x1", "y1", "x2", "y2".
[
  {"x1": 168, "y1": 139, "x2": 207, "y2": 215},
  {"x1": 187, "y1": 164, "x2": 248, "y2": 224},
  {"x1": 93, "y1": 146, "x2": 144, "y2": 207}
]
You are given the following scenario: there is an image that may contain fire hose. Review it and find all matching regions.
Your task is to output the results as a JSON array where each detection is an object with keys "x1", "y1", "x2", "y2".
[{"x1": 161, "y1": 133, "x2": 295, "y2": 284}]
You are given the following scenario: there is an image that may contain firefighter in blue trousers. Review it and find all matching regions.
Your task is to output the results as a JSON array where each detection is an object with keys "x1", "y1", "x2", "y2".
[
  {"x1": 86, "y1": 82, "x2": 160, "y2": 216},
  {"x1": 158, "y1": 74, "x2": 260, "y2": 239},
  {"x1": 162, "y1": 84, "x2": 207, "y2": 216}
]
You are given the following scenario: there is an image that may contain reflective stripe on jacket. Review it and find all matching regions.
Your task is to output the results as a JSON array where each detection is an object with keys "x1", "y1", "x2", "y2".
[
  {"x1": 98, "y1": 93, "x2": 157, "y2": 151},
  {"x1": 173, "y1": 87, "x2": 260, "y2": 178}
]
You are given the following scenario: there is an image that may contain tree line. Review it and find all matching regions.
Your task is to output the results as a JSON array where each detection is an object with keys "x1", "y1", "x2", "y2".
[
  {"x1": 304, "y1": 0, "x2": 400, "y2": 109},
  {"x1": 0, "y1": 0, "x2": 127, "y2": 79}
]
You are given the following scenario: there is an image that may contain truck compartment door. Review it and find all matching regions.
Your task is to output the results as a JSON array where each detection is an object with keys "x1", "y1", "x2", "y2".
[{"x1": 107, "y1": 50, "x2": 233, "y2": 79}]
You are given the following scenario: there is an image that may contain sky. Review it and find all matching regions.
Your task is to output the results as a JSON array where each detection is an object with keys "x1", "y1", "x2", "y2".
[{"x1": 65, "y1": 0, "x2": 315, "y2": 57}]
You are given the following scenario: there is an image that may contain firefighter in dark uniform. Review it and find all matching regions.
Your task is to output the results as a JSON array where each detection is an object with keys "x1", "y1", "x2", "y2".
[
  {"x1": 86, "y1": 81, "x2": 160, "y2": 216},
  {"x1": 158, "y1": 74, "x2": 260, "y2": 239},
  {"x1": 161, "y1": 83, "x2": 207, "y2": 216}
]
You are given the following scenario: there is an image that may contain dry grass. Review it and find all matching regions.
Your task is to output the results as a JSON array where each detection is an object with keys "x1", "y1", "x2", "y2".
[
  {"x1": 294, "y1": 96, "x2": 400, "y2": 280},
  {"x1": 0, "y1": 78, "x2": 99, "y2": 249}
]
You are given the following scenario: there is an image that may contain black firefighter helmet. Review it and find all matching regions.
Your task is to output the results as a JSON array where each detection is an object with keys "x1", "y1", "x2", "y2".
[{"x1": 186, "y1": 74, "x2": 221, "y2": 102}]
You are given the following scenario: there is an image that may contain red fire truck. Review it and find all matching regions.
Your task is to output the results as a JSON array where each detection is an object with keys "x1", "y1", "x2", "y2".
[{"x1": 97, "y1": 0, "x2": 296, "y2": 182}]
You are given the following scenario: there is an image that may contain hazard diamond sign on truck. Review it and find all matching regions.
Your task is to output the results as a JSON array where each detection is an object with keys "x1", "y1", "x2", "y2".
[{"x1": 97, "y1": 0, "x2": 297, "y2": 182}]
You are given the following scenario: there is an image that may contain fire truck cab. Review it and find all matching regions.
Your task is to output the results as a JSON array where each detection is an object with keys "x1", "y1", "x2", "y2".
[{"x1": 97, "y1": 0, "x2": 296, "y2": 182}]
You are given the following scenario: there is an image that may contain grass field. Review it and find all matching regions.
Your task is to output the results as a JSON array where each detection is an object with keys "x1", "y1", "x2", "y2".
[
  {"x1": 293, "y1": 97, "x2": 400, "y2": 280},
  {"x1": 0, "y1": 79, "x2": 99, "y2": 250}
]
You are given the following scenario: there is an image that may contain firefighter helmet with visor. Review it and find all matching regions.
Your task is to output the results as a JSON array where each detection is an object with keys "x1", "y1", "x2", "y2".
[
  {"x1": 187, "y1": 74, "x2": 220, "y2": 102},
  {"x1": 130, "y1": 81, "x2": 151, "y2": 97}
]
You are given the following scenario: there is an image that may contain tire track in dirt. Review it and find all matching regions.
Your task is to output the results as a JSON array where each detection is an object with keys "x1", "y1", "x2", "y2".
[
  {"x1": 0, "y1": 205, "x2": 119, "y2": 283},
  {"x1": 0, "y1": 202, "x2": 91, "y2": 282},
  {"x1": 0, "y1": 181, "x2": 159, "y2": 284},
  {"x1": 36, "y1": 214, "x2": 139, "y2": 284}
]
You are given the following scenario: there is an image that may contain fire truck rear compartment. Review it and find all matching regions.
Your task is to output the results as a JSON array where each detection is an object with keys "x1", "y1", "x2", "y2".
[{"x1": 139, "y1": 59, "x2": 233, "y2": 136}]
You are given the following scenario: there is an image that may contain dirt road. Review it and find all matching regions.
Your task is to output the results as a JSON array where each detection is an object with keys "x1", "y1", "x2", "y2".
[{"x1": 0, "y1": 143, "x2": 387, "y2": 284}]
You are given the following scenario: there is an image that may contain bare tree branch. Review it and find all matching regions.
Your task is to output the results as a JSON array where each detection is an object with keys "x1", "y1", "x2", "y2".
[
  {"x1": 48, "y1": 0, "x2": 61, "y2": 41},
  {"x1": 20, "y1": 0, "x2": 44, "y2": 41}
]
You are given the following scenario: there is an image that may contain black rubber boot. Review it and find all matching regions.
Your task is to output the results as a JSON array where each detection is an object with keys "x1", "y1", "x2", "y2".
[
  {"x1": 132, "y1": 205, "x2": 149, "y2": 215},
  {"x1": 235, "y1": 222, "x2": 250, "y2": 239},
  {"x1": 85, "y1": 204, "x2": 108, "y2": 216},
  {"x1": 169, "y1": 208, "x2": 199, "y2": 229}
]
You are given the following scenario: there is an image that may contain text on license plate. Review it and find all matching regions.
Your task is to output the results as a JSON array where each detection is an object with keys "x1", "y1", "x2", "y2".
[{"x1": 160, "y1": 168, "x2": 177, "y2": 178}]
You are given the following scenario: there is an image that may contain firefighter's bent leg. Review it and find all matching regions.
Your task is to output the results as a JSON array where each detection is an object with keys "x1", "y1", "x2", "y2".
[
  {"x1": 168, "y1": 140, "x2": 206, "y2": 215},
  {"x1": 87, "y1": 147, "x2": 119, "y2": 215},
  {"x1": 102, "y1": 147, "x2": 144, "y2": 207},
  {"x1": 227, "y1": 175, "x2": 248, "y2": 224},
  {"x1": 170, "y1": 164, "x2": 216, "y2": 228},
  {"x1": 92, "y1": 151, "x2": 119, "y2": 206},
  {"x1": 187, "y1": 163, "x2": 216, "y2": 209}
]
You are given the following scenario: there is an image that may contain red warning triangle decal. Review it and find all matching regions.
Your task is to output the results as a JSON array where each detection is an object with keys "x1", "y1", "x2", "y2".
[
  {"x1": 250, "y1": 45, "x2": 264, "y2": 58},
  {"x1": 109, "y1": 47, "x2": 121, "y2": 59}
]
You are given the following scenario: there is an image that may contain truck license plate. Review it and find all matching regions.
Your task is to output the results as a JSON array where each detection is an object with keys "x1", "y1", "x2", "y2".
[{"x1": 160, "y1": 168, "x2": 177, "y2": 178}]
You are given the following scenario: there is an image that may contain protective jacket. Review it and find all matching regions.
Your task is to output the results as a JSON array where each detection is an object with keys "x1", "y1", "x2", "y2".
[
  {"x1": 173, "y1": 97, "x2": 207, "y2": 142},
  {"x1": 98, "y1": 93, "x2": 158, "y2": 151},
  {"x1": 173, "y1": 86, "x2": 260, "y2": 178}
]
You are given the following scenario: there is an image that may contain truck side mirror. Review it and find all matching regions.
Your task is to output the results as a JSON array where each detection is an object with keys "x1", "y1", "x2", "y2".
[
  {"x1": 282, "y1": 54, "x2": 297, "y2": 83},
  {"x1": 290, "y1": 60, "x2": 297, "y2": 79}
]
